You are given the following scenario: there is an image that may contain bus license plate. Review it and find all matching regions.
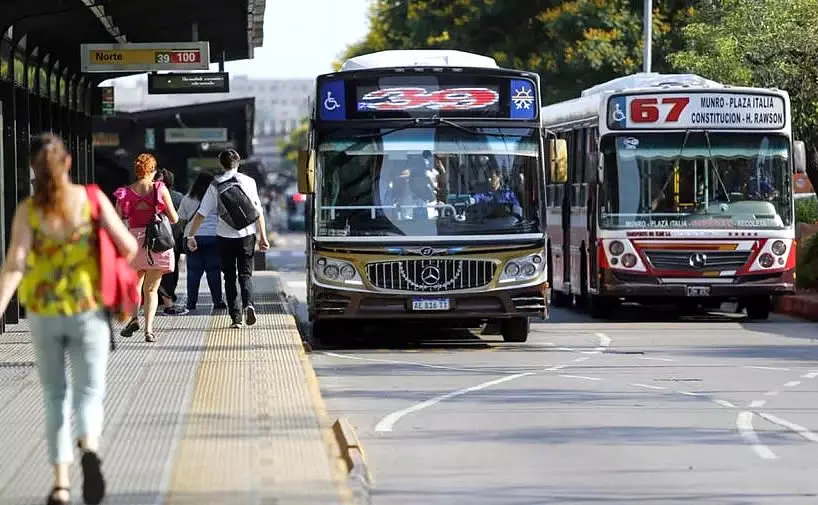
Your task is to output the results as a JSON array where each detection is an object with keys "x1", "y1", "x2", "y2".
[
  {"x1": 411, "y1": 298, "x2": 451, "y2": 311},
  {"x1": 686, "y1": 286, "x2": 710, "y2": 296}
]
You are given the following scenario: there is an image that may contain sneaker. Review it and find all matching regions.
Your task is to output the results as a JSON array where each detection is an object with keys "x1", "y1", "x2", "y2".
[
  {"x1": 163, "y1": 306, "x2": 189, "y2": 315},
  {"x1": 213, "y1": 301, "x2": 228, "y2": 310},
  {"x1": 120, "y1": 318, "x2": 139, "y2": 338},
  {"x1": 230, "y1": 313, "x2": 243, "y2": 329},
  {"x1": 245, "y1": 305, "x2": 257, "y2": 326}
]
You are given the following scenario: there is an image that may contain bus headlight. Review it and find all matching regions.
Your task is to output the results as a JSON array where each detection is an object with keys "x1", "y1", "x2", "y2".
[
  {"x1": 758, "y1": 253, "x2": 775, "y2": 269},
  {"x1": 609, "y1": 240, "x2": 625, "y2": 256},
  {"x1": 314, "y1": 255, "x2": 362, "y2": 285},
  {"x1": 771, "y1": 240, "x2": 787, "y2": 256},
  {"x1": 621, "y1": 253, "x2": 638, "y2": 268},
  {"x1": 500, "y1": 253, "x2": 544, "y2": 284}
]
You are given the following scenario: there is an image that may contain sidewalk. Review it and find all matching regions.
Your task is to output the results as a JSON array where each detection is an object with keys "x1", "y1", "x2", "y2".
[
  {"x1": 0, "y1": 272, "x2": 350, "y2": 505},
  {"x1": 777, "y1": 291, "x2": 818, "y2": 321}
]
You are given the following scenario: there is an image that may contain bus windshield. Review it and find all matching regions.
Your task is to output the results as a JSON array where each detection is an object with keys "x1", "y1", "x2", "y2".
[
  {"x1": 315, "y1": 127, "x2": 542, "y2": 238},
  {"x1": 599, "y1": 132, "x2": 792, "y2": 230}
]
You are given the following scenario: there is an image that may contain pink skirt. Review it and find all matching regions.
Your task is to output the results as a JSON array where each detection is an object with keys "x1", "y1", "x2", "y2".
[{"x1": 129, "y1": 227, "x2": 174, "y2": 273}]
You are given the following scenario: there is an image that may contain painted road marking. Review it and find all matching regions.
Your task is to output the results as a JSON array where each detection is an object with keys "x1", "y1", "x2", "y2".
[
  {"x1": 803, "y1": 371, "x2": 818, "y2": 379},
  {"x1": 320, "y1": 352, "x2": 514, "y2": 374},
  {"x1": 784, "y1": 381, "x2": 802, "y2": 388},
  {"x1": 677, "y1": 391, "x2": 703, "y2": 397},
  {"x1": 764, "y1": 391, "x2": 779, "y2": 397},
  {"x1": 638, "y1": 356, "x2": 676, "y2": 362},
  {"x1": 714, "y1": 399, "x2": 737, "y2": 409},
  {"x1": 374, "y1": 372, "x2": 535, "y2": 432},
  {"x1": 631, "y1": 383, "x2": 666, "y2": 391},
  {"x1": 559, "y1": 374, "x2": 602, "y2": 381},
  {"x1": 572, "y1": 356, "x2": 590, "y2": 363},
  {"x1": 758, "y1": 412, "x2": 818, "y2": 443},
  {"x1": 750, "y1": 400, "x2": 767, "y2": 408},
  {"x1": 736, "y1": 411, "x2": 777, "y2": 460}
]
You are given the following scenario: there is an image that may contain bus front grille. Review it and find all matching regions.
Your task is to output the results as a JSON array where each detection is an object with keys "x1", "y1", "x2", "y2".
[
  {"x1": 644, "y1": 250, "x2": 751, "y2": 272},
  {"x1": 366, "y1": 258, "x2": 496, "y2": 292}
]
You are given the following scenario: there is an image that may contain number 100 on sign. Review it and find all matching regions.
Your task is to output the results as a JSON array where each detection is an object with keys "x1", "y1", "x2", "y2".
[{"x1": 155, "y1": 51, "x2": 202, "y2": 65}]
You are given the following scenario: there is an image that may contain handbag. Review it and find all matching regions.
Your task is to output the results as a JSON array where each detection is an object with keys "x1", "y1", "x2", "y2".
[
  {"x1": 86, "y1": 185, "x2": 141, "y2": 348},
  {"x1": 145, "y1": 182, "x2": 175, "y2": 264}
]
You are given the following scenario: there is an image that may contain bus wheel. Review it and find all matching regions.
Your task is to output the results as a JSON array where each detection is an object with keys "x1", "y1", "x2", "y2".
[
  {"x1": 501, "y1": 317, "x2": 529, "y2": 343},
  {"x1": 745, "y1": 297, "x2": 771, "y2": 320}
]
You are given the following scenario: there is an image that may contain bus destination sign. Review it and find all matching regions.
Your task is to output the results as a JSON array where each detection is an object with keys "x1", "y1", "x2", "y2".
[
  {"x1": 317, "y1": 75, "x2": 538, "y2": 122},
  {"x1": 608, "y1": 92, "x2": 786, "y2": 130},
  {"x1": 80, "y1": 42, "x2": 210, "y2": 73},
  {"x1": 147, "y1": 72, "x2": 230, "y2": 95}
]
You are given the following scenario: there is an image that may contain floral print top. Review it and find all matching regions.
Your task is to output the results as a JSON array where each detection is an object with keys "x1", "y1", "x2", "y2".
[{"x1": 18, "y1": 200, "x2": 101, "y2": 315}]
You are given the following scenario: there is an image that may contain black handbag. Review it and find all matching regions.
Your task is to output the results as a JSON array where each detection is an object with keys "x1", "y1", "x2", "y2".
[{"x1": 145, "y1": 183, "x2": 175, "y2": 264}]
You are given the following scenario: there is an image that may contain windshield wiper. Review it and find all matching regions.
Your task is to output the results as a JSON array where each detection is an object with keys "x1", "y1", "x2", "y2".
[{"x1": 346, "y1": 115, "x2": 516, "y2": 140}]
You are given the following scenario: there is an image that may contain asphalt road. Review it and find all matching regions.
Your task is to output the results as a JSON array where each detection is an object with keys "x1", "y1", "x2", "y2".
[{"x1": 269, "y1": 233, "x2": 818, "y2": 505}]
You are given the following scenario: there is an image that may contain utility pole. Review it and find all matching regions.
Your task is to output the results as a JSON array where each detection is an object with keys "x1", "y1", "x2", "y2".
[{"x1": 643, "y1": 0, "x2": 653, "y2": 72}]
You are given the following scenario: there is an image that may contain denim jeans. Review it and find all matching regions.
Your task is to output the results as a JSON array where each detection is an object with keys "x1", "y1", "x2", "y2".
[
  {"x1": 218, "y1": 235, "x2": 256, "y2": 320},
  {"x1": 186, "y1": 235, "x2": 224, "y2": 309},
  {"x1": 29, "y1": 309, "x2": 111, "y2": 464}
]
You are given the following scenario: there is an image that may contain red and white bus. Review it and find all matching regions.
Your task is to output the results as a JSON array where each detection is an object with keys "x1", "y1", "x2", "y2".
[{"x1": 542, "y1": 73, "x2": 807, "y2": 319}]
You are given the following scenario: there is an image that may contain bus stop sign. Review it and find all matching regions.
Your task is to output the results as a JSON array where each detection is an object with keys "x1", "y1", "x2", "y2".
[{"x1": 80, "y1": 42, "x2": 210, "y2": 73}]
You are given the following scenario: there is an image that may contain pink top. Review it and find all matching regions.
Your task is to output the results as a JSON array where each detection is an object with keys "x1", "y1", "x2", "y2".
[{"x1": 114, "y1": 181, "x2": 169, "y2": 228}]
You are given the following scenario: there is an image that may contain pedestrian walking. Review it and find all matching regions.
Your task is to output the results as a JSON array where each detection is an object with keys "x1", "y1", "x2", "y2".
[
  {"x1": 0, "y1": 133, "x2": 138, "y2": 505},
  {"x1": 155, "y1": 168, "x2": 187, "y2": 315},
  {"x1": 177, "y1": 172, "x2": 227, "y2": 311},
  {"x1": 114, "y1": 153, "x2": 179, "y2": 342},
  {"x1": 186, "y1": 149, "x2": 270, "y2": 328}
]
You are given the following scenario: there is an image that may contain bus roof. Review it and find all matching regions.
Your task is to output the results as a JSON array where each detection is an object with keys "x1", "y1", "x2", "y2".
[
  {"x1": 541, "y1": 72, "x2": 787, "y2": 127},
  {"x1": 340, "y1": 50, "x2": 499, "y2": 71}
]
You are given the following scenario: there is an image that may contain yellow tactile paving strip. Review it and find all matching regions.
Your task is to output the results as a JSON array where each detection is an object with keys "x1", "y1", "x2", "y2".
[{"x1": 164, "y1": 284, "x2": 349, "y2": 504}]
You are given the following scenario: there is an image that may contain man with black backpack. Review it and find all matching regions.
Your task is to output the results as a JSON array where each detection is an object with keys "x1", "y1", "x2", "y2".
[{"x1": 185, "y1": 150, "x2": 270, "y2": 328}]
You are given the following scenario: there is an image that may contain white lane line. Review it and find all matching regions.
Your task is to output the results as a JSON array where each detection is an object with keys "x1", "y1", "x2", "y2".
[
  {"x1": 320, "y1": 352, "x2": 511, "y2": 374},
  {"x1": 784, "y1": 381, "x2": 802, "y2": 388},
  {"x1": 802, "y1": 371, "x2": 818, "y2": 379},
  {"x1": 758, "y1": 412, "x2": 818, "y2": 443},
  {"x1": 559, "y1": 374, "x2": 602, "y2": 381},
  {"x1": 764, "y1": 391, "x2": 780, "y2": 397},
  {"x1": 631, "y1": 383, "x2": 666, "y2": 390},
  {"x1": 743, "y1": 366, "x2": 791, "y2": 372},
  {"x1": 374, "y1": 372, "x2": 534, "y2": 432},
  {"x1": 677, "y1": 391, "x2": 703, "y2": 397},
  {"x1": 594, "y1": 332, "x2": 612, "y2": 352},
  {"x1": 736, "y1": 411, "x2": 778, "y2": 460},
  {"x1": 750, "y1": 400, "x2": 768, "y2": 408},
  {"x1": 557, "y1": 347, "x2": 578, "y2": 352},
  {"x1": 572, "y1": 356, "x2": 590, "y2": 363},
  {"x1": 714, "y1": 399, "x2": 737, "y2": 409},
  {"x1": 638, "y1": 356, "x2": 676, "y2": 362}
]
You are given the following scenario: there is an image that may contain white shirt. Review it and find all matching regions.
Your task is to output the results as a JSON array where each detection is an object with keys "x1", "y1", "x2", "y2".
[
  {"x1": 178, "y1": 195, "x2": 218, "y2": 237},
  {"x1": 197, "y1": 169, "x2": 263, "y2": 238}
]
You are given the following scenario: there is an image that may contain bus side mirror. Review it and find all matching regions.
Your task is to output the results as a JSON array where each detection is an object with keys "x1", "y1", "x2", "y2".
[
  {"x1": 586, "y1": 151, "x2": 599, "y2": 184},
  {"x1": 549, "y1": 139, "x2": 568, "y2": 183},
  {"x1": 794, "y1": 140, "x2": 807, "y2": 174},
  {"x1": 297, "y1": 150, "x2": 315, "y2": 194}
]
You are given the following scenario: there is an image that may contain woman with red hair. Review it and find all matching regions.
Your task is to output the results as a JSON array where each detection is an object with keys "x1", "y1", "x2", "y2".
[{"x1": 114, "y1": 153, "x2": 179, "y2": 342}]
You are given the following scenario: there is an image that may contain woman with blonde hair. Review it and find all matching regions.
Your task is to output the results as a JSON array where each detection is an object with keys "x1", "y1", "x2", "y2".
[
  {"x1": 114, "y1": 153, "x2": 179, "y2": 342},
  {"x1": 0, "y1": 133, "x2": 138, "y2": 505}
]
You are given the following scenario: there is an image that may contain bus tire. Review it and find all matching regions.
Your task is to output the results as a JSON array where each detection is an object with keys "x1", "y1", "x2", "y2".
[
  {"x1": 745, "y1": 297, "x2": 771, "y2": 320},
  {"x1": 501, "y1": 317, "x2": 529, "y2": 343}
]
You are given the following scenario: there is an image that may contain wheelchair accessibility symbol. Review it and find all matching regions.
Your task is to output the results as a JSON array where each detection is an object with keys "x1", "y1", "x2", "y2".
[
  {"x1": 324, "y1": 91, "x2": 340, "y2": 111},
  {"x1": 611, "y1": 103, "x2": 626, "y2": 122}
]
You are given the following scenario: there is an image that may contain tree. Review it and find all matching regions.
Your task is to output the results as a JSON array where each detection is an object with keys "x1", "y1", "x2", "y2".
[
  {"x1": 338, "y1": 0, "x2": 696, "y2": 101},
  {"x1": 668, "y1": 0, "x2": 818, "y2": 190},
  {"x1": 278, "y1": 118, "x2": 310, "y2": 172}
]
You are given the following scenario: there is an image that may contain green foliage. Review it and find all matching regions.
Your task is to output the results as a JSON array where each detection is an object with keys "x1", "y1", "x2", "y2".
[
  {"x1": 796, "y1": 197, "x2": 818, "y2": 225},
  {"x1": 668, "y1": 0, "x2": 818, "y2": 190},
  {"x1": 796, "y1": 232, "x2": 818, "y2": 288},
  {"x1": 278, "y1": 118, "x2": 310, "y2": 172},
  {"x1": 338, "y1": 0, "x2": 696, "y2": 102}
]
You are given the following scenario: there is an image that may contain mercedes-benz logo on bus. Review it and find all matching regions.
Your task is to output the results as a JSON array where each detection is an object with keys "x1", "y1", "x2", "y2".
[
  {"x1": 421, "y1": 266, "x2": 441, "y2": 286},
  {"x1": 689, "y1": 253, "x2": 708, "y2": 268}
]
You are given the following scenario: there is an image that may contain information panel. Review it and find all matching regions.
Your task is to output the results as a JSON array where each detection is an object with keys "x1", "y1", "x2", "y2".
[
  {"x1": 148, "y1": 72, "x2": 229, "y2": 94},
  {"x1": 607, "y1": 92, "x2": 787, "y2": 130},
  {"x1": 317, "y1": 73, "x2": 538, "y2": 122},
  {"x1": 81, "y1": 42, "x2": 210, "y2": 73}
]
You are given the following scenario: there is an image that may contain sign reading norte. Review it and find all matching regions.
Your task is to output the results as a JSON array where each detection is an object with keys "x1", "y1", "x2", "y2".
[
  {"x1": 608, "y1": 92, "x2": 787, "y2": 130},
  {"x1": 80, "y1": 42, "x2": 210, "y2": 72}
]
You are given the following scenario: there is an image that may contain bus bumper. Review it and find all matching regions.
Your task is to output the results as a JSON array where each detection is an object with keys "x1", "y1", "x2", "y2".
[
  {"x1": 312, "y1": 282, "x2": 549, "y2": 320},
  {"x1": 599, "y1": 269, "x2": 796, "y2": 300}
]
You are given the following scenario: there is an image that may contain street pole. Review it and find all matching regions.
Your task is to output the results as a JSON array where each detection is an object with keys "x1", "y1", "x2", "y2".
[{"x1": 643, "y1": 0, "x2": 653, "y2": 73}]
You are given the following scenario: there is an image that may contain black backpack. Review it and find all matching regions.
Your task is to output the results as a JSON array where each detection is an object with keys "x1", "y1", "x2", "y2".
[
  {"x1": 214, "y1": 177, "x2": 260, "y2": 230},
  {"x1": 145, "y1": 183, "x2": 176, "y2": 263}
]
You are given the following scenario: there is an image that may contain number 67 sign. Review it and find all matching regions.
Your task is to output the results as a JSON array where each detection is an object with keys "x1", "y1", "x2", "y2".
[{"x1": 608, "y1": 94, "x2": 690, "y2": 128}]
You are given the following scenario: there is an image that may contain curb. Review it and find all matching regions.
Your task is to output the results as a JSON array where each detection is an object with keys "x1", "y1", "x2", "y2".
[
  {"x1": 332, "y1": 418, "x2": 373, "y2": 505},
  {"x1": 777, "y1": 295, "x2": 818, "y2": 322}
]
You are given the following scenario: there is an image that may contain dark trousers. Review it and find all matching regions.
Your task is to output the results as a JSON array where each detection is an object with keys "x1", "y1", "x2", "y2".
[
  {"x1": 159, "y1": 247, "x2": 181, "y2": 302},
  {"x1": 186, "y1": 235, "x2": 224, "y2": 309},
  {"x1": 218, "y1": 235, "x2": 256, "y2": 319}
]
